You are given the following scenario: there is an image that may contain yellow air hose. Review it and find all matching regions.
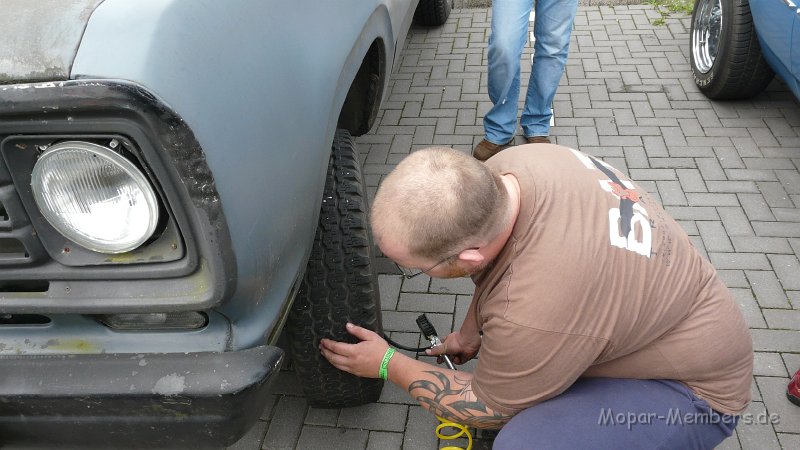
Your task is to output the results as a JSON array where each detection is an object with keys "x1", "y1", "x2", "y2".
[
  {"x1": 387, "y1": 315, "x2": 475, "y2": 450},
  {"x1": 436, "y1": 416, "x2": 473, "y2": 450}
]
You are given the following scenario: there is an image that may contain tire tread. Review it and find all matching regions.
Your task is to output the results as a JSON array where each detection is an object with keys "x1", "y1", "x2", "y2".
[{"x1": 285, "y1": 129, "x2": 383, "y2": 409}]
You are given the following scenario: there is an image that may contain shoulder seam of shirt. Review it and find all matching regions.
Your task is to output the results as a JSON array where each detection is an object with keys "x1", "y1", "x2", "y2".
[{"x1": 499, "y1": 316, "x2": 609, "y2": 342}]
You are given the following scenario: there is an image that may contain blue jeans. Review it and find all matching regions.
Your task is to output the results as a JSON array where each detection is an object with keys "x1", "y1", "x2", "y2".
[
  {"x1": 484, "y1": 0, "x2": 578, "y2": 144},
  {"x1": 493, "y1": 378, "x2": 739, "y2": 450}
]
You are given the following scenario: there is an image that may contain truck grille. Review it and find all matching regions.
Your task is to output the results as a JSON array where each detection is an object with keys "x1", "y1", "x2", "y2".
[{"x1": 0, "y1": 157, "x2": 39, "y2": 266}]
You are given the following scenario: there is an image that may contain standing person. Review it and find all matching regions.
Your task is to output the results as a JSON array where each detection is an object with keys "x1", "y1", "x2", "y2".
[
  {"x1": 319, "y1": 145, "x2": 753, "y2": 449},
  {"x1": 472, "y1": 0, "x2": 579, "y2": 162}
]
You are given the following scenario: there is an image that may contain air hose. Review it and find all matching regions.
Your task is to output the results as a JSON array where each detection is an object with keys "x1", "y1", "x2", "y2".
[
  {"x1": 384, "y1": 314, "x2": 475, "y2": 450},
  {"x1": 436, "y1": 416, "x2": 473, "y2": 450}
]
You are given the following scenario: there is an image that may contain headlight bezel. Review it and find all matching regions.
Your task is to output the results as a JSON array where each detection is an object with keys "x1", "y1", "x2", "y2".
[
  {"x1": 2, "y1": 134, "x2": 186, "y2": 268},
  {"x1": 30, "y1": 140, "x2": 161, "y2": 254},
  {"x1": 0, "y1": 80, "x2": 234, "y2": 313}
]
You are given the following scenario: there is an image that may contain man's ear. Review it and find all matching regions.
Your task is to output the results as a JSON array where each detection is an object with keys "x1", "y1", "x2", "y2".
[{"x1": 457, "y1": 248, "x2": 484, "y2": 265}]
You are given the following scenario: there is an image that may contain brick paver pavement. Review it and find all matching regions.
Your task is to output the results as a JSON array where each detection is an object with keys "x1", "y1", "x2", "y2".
[{"x1": 231, "y1": 4, "x2": 800, "y2": 449}]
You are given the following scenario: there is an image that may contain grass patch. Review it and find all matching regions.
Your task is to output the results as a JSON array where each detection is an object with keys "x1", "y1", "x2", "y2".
[{"x1": 648, "y1": 0, "x2": 694, "y2": 26}]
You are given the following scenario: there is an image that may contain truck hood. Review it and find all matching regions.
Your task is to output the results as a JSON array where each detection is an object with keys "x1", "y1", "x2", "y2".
[{"x1": 0, "y1": 0, "x2": 105, "y2": 84}]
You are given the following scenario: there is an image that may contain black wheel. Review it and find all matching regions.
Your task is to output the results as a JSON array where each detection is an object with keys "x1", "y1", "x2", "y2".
[
  {"x1": 285, "y1": 129, "x2": 384, "y2": 408},
  {"x1": 414, "y1": 0, "x2": 452, "y2": 26},
  {"x1": 689, "y1": 0, "x2": 774, "y2": 99}
]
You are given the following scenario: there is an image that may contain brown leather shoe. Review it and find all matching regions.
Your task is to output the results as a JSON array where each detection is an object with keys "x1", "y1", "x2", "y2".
[
  {"x1": 525, "y1": 136, "x2": 551, "y2": 144},
  {"x1": 472, "y1": 138, "x2": 512, "y2": 162}
]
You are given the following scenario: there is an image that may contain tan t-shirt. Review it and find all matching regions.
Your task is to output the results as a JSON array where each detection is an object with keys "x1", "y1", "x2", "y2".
[{"x1": 470, "y1": 145, "x2": 753, "y2": 416}]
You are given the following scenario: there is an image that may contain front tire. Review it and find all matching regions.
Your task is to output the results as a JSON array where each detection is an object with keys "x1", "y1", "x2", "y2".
[
  {"x1": 689, "y1": 0, "x2": 774, "y2": 99},
  {"x1": 414, "y1": 0, "x2": 452, "y2": 26},
  {"x1": 286, "y1": 129, "x2": 384, "y2": 408}
]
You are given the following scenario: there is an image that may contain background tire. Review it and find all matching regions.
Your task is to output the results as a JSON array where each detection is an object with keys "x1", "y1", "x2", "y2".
[
  {"x1": 414, "y1": 0, "x2": 452, "y2": 26},
  {"x1": 689, "y1": 0, "x2": 774, "y2": 99},
  {"x1": 286, "y1": 129, "x2": 384, "y2": 408}
]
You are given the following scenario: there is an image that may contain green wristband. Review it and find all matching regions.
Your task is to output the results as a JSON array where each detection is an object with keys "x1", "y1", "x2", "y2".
[{"x1": 379, "y1": 347, "x2": 396, "y2": 380}]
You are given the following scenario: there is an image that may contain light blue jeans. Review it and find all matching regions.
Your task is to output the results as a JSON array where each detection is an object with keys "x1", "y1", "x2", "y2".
[{"x1": 484, "y1": 0, "x2": 579, "y2": 144}]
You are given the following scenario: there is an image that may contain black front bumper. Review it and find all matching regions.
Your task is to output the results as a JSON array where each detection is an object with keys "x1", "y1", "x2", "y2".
[{"x1": 0, "y1": 345, "x2": 284, "y2": 448}]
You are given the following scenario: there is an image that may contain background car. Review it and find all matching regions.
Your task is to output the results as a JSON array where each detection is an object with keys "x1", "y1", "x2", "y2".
[
  {"x1": 690, "y1": 0, "x2": 800, "y2": 100},
  {"x1": 0, "y1": 0, "x2": 452, "y2": 447}
]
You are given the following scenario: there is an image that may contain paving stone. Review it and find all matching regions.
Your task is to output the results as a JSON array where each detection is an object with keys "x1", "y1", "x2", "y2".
[
  {"x1": 656, "y1": 180, "x2": 688, "y2": 206},
  {"x1": 664, "y1": 206, "x2": 719, "y2": 220},
  {"x1": 736, "y1": 402, "x2": 781, "y2": 450},
  {"x1": 226, "y1": 421, "x2": 267, "y2": 450},
  {"x1": 788, "y1": 291, "x2": 800, "y2": 310},
  {"x1": 305, "y1": 408, "x2": 339, "y2": 427},
  {"x1": 731, "y1": 237, "x2": 793, "y2": 254},
  {"x1": 367, "y1": 431, "x2": 404, "y2": 450},
  {"x1": 706, "y1": 181, "x2": 760, "y2": 193},
  {"x1": 715, "y1": 434, "x2": 742, "y2": 450},
  {"x1": 402, "y1": 275, "x2": 431, "y2": 293},
  {"x1": 260, "y1": 395, "x2": 279, "y2": 421},
  {"x1": 757, "y1": 182, "x2": 794, "y2": 208},
  {"x1": 263, "y1": 396, "x2": 308, "y2": 449},
  {"x1": 383, "y1": 311, "x2": 453, "y2": 335},
  {"x1": 697, "y1": 221, "x2": 734, "y2": 252},
  {"x1": 709, "y1": 253, "x2": 771, "y2": 271},
  {"x1": 678, "y1": 220, "x2": 699, "y2": 236},
  {"x1": 762, "y1": 309, "x2": 800, "y2": 330},
  {"x1": 767, "y1": 254, "x2": 800, "y2": 290},
  {"x1": 295, "y1": 426, "x2": 369, "y2": 450},
  {"x1": 338, "y1": 403, "x2": 409, "y2": 432},
  {"x1": 697, "y1": 157, "x2": 727, "y2": 181},
  {"x1": 753, "y1": 352, "x2": 790, "y2": 377},
  {"x1": 676, "y1": 168, "x2": 708, "y2": 192},
  {"x1": 776, "y1": 170, "x2": 800, "y2": 194},
  {"x1": 737, "y1": 194, "x2": 776, "y2": 222},
  {"x1": 718, "y1": 270, "x2": 749, "y2": 289},
  {"x1": 397, "y1": 293, "x2": 457, "y2": 313},
  {"x1": 751, "y1": 329, "x2": 800, "y2": 352},
  {"x1": 752, "y1": 222, "x2": 800, "y2": 238},
  {"x1": 380, "y1": 275, "x2": 403, "y2": 310},
  {"x1": 687, "y1": 193, "x2": 741, "y2": 207},
  {"x1": 718, "y1": 207, "x2": 756, "y2": 236},
  {"x1": 692, "y1": 235, "x2": 710, "y2": 260},
  {"x1": 730, "y1": 288, "x2": 767, "y2": 329},
  {"x1": 379, "y1": 377, "x2": 419, "y2": 405},
  {"x1": 777, "y1": 433, "x2": 800, "y2": 450},
  {"x1": 629, "y1": 168, "x2": 677, "y2": 180},
  {"x1": 745, "y1": 270, "x2": 793, "y2": 309},
  {"x1": 772, "y1": 207, "x2": 800, "y2": 222},
  {"x1": 403, "y1": 406, "x2": 439, "y2": 450},
  {"x1": 454, "y1": 295, "x2": 473, "y2": 332},
  {"x1": 755, "y1": 377, "x2": 800, "y2": 434},
  {"x1": 752, "y1": 379, "x2": 763, "y2": 403},
  {"x1": 783, "y1": 354, "x2": 800, "y2": 375}
]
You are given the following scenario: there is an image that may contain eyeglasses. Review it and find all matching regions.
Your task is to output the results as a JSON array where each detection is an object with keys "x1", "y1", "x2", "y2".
[{"x1": 393, "y1": 247, "x2": 479, "y2": 279}]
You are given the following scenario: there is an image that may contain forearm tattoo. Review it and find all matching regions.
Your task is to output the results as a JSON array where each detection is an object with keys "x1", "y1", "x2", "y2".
[{"x1": 408, "y1": 370, "x2": 512, "y2": 429}]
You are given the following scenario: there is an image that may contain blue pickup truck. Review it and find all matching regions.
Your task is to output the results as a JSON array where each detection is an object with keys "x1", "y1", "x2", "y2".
[{"x1": 0, "y1": 0, "x2": 451, "y2": 447}]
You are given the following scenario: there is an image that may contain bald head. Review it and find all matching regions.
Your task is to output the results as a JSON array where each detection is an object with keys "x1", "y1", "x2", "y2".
[{"x1": 370, "y1": 147, "x2": 508, "y2": 260}]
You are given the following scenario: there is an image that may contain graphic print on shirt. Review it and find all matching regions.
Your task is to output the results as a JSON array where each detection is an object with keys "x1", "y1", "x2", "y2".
[{"x1": 569, "y1": 149, "x2": 652, "y2": 257}]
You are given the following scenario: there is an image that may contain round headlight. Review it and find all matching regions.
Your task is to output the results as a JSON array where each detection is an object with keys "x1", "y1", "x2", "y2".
[{"x1": 31, "y1": 141, "x2": 160, "y2": 254}]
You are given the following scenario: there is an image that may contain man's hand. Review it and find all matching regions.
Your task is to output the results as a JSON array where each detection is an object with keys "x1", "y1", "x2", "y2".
[
  {"x1": 319, "y1": 323, "x2": 389, "y2": 378},
  {"x1": 425, "y1": 330, "x2": 481, "y2": 365},
  {"x1": 322, "y1": 323, "x2": 511, "y2": 429}
]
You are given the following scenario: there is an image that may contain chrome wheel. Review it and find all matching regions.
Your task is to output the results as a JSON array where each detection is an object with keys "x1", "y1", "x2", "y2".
[{"x1": 692, "y1": 0, "x2": 722, "y2": 74}]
